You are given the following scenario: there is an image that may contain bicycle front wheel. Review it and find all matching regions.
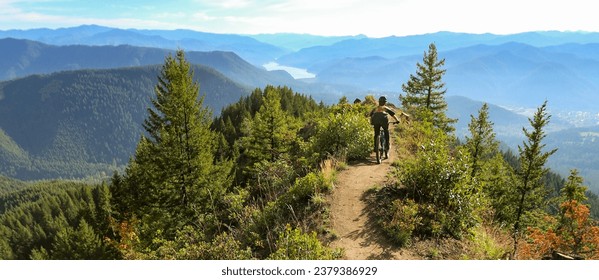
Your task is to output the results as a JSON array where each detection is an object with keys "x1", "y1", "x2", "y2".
[{"x1": 375, "y1": 133, "x2": 381, "y2": 164}]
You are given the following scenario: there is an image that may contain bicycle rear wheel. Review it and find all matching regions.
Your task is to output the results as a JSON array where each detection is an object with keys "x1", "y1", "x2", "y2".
[
  {"x1": 375, "y1": 133, "x2": 381, "y2": 164},
  {"x1": 379, "y1": 130, "x2": 386, "y2": 161}
]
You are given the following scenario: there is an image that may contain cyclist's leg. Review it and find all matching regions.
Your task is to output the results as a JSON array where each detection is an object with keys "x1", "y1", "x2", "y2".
[{"x1": 373, "y1": 124, "x2": 381, "y2": 152}]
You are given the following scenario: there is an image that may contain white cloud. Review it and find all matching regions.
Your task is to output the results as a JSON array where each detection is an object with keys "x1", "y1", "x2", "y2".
[
  {"x1": 218, "y1": 0, "x2": 253, "y2": 9},
  {"x1": 1, "y1": 0, "x2": 599, "y2": 36},
  {"x1": 192, "y1": 12, "x2": 217, "y2": 21}
]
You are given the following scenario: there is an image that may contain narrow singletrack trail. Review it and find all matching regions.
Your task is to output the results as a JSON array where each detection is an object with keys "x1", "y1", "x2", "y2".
[{"x1": 328, "y1": 136, "x2": 414, "y2": 260}]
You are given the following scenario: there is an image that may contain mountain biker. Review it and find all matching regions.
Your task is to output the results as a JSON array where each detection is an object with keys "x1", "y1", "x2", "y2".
[{"x1": 369, "y1": 96, "x2": 402, "y2": 159}]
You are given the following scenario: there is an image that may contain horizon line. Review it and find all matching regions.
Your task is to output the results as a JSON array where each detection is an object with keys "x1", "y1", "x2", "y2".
[{"x1": 1, "y1": 24, "x2": 597, "y2": 39}]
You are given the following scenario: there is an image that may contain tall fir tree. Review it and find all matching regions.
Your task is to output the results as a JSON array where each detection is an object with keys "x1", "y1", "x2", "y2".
[
  {"x1": 240, "y1": 86, "x2": 296, "y2": 165},
  {"x1": 112, "y1": 50, "x2": 231, "y2": 242},
  {"x1": 400, "y1": 43, "x2": 456, "y2": 133},
  {"x1": 512, "y1": 101, "x2": 557, "y2": 258},
  {"x1": 464, "y1": 103, "x2": 519, "y2": 226},
  {"x1": 465, "y1": 103, "x2": 499, "y2": 179}
]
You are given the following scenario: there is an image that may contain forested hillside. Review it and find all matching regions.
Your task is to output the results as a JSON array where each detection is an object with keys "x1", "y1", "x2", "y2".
[
  {"x1": 0, "y1": 180, "x2": 116, "y2": 259},
  {"x1": 0, "y1": 64, "x2": 249, "y2": 180}
]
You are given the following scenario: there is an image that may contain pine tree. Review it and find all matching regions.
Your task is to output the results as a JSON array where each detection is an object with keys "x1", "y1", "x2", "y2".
[
  {"x1": 465, "y1": 103, "x2": 499, "y2": 179},
  {"x1": 113, "y1": 50, "x2": 231, "y2": 242},
  {"x1": 92, "y1": 183, "x2": 112, "y2": 238},
  {"x1": 400, "y1": 43, "x2": 456, "y2": 133},
  {"x1": 512, "y1": 101, "x2": 557, "y2": 258},
  {"x1": 484, "y1": 152, "x2": 519, "y2": 225},
  {"x1": 241, "y1": 86, "x2": 296, "y2": 164},
  {"x1": 560, "y1": 169, "x2": 588, "y2": 204},
  {"x1": 51, "y1": 219, "x2": 105, "y2": 259}
]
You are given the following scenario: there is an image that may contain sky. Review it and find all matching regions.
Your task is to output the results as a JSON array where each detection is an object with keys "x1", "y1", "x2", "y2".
[{"x1": 0, "y1": 0, "x2": 598, "y2": 37}]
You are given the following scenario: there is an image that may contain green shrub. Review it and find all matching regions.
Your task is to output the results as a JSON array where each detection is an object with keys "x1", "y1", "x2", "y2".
[
  {"x1": 151, "y1": 227, "x2": 253, "y2": 260},
  {"x1": 308, "y1": 107, "x2": 372, "y2": 163},
  {"x1": 248, "y1": 159, "x2": 296, "y2": 202},
  {"x1": 396, "y1": 124, "x2": 481, "y2": 239},
  {"x1": 382, "y1": 199, "x2": 420, "y2": 246},
  {"x1": 268, "y1": 224, "x2": 339, "y2": 260}
]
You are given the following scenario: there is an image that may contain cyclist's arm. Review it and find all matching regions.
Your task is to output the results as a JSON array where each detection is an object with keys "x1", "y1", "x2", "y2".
[{"x1": 385, "y1": 107, "x2": 400, "y2": 123}]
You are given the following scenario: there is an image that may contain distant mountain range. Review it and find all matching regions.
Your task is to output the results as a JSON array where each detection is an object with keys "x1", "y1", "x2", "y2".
[
  {"x1": 0, "y1": 25, "x2": 286, "y2": 65},
  {"x1": 283, "y1": 41, "x2": 599, "y2": 112},
  {"x1": 0, "y1": 38, "x2": 291, "y2": 88},
  {"x1": 0, "y1": 38, "x2": 349, "y2": 102},
  {"x1": 4, "y1": 26, "x2": 599, "y2": 112},
  {"x1": 277, "y1": 31, "x2": 599, "y2": 66}
]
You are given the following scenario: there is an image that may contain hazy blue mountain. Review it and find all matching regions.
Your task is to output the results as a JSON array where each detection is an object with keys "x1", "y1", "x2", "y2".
[
  {"x1": 0, "y1": 38, "x2": 347, "y2": 100},
  {"x1": 295, "y1": 42, "x2": 599, "y2": 112},
  {"x1": 249, "y1": 33, "x2": 367, "y2": 51},
  {"x1": 0, "y1": 65, "x2": 249, "y2": 180},
  {"x1": 444, "y1": 43, "x2": 599, "y2": 111},
  {"x1": 0, "y1": 25, "x2": 286, "y2": 65},
  {"x1": 0, "y1": 38, "x2": 288, "y2": 85},
  {"x1": 276, "y1": 31, "x2": 599, "y2": 69},
  {"x1": 543, "y1": 43, "x2": 599, "y2": 61},
  {"x1": 447, "y1": 95, "x2": 529, "y2": 141}
]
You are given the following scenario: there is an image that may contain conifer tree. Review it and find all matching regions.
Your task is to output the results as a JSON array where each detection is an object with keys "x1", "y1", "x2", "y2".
[
  {"x1": 512, "y1": 101, "x2": 557, "y2": 258},
  {"x1": 560, "y1": 169, "x2": 588, "y2": 204},
  {"x1": 241, "y1": 86, "x2": 295, "y2": 164},
  {"x1": 51, "y1": 219, "x2": 105, "y2": 259},
  {"x1": 400, "y1": 43, "x2": 456, "y2": 133},
  {"x1": 113, "y1": 50, "x2": 231, "y2": 242},
  {"x1": 465, "y1": 103, "x2": 499, "y2": 179}
]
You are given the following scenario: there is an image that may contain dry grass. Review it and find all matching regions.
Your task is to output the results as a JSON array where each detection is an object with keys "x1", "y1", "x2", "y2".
[{"x1": 320, "y1": 158, "x2": 337, "y2": 189}]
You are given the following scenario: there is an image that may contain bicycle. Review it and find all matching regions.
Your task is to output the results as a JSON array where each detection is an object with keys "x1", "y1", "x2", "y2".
[{"x1": 375, "y1": 121, "x2": 399, "y2": 164}]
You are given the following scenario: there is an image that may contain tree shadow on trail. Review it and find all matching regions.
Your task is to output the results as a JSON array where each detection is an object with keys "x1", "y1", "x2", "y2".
[
  {"x1": 346, "y1": 155, "x2": 392, "y2": 167},
  {"x1": 342, "y1": 187, "x2": 406, "y2": 260}
]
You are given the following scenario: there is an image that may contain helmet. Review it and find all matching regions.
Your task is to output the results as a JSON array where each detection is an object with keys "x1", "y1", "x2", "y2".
[{"x1": 378, "y1": 96, "x2": 387, "y2": 103}]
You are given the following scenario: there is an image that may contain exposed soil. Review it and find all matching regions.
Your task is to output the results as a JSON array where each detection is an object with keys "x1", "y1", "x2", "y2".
[{"x1": 328, "y1": 138, "x2": 415, "y2": 260}]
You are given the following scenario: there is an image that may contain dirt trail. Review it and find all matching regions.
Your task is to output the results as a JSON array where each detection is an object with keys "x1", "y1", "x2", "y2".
[{"x1": 328, "y1": 139, "x2": 413, "y2": 260}]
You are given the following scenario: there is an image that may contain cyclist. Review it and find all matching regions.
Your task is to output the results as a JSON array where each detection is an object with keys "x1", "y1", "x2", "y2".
[{"x1": 369, "y1": 96, "x2": 402, "y2": 160}]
